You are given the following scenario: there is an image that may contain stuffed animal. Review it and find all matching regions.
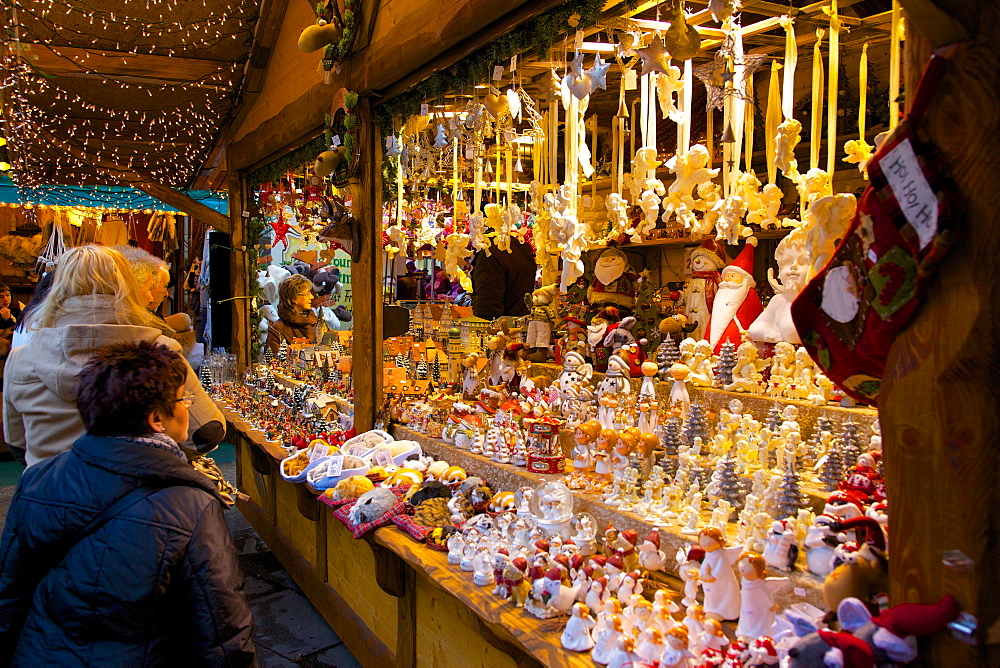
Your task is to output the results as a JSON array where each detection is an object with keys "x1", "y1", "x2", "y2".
[
  {"x1": 413, "y1": 497, "x2": 453, "y2": 528},
  {"x1": 331, "y1": 475, "x2": 374, "y2": 501},
  {"x1": 348, "y1": 487, "x2": 398, "y2": 525},
  {"x1": 408, "y1": 480, "x2": 452, "y2": 506},
  {"x1": 524, "y1": 284, "x2": 558, "y2": 362},
  {"x1": 786, "y1": 595, "x2": 959, "y2": 667}
]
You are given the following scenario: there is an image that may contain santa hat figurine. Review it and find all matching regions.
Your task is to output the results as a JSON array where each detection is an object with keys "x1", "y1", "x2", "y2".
[{"x1": 704, "y1": 239, "x2": 764, "y2": 354}]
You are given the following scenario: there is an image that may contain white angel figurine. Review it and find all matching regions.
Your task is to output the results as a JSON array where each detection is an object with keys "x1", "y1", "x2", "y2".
[
  {"x1": 484, "y1": 203, "x2": 507, "y2": 252},
  {"x1": 633, "y1": 189, "x2": 662, "y2": 242},
  {"x1": 468, "y1": 212, "x2": 489, "y2": 253},
  {"x1": 697, "y1": 528, "x2": 743, "y2": 621},
  {"x1": 802, "y1": 193, "x2": 857, "y2": 278},
  {"x1": 714, "y1": 194, "x2": 750, "y2": 245},
  {"x1": 562, "y1": 602, "x2": 597, "y2": 652},
  {"x1": 693, "y1": 181, "x2": 723, "y2": 236},
  {"x1": 384, "y1": 224, "x2": 408, "y2": 259},
  {"x1": 656, "y1": 61, "x2": 684, "y2": 121},
  {"x1": 444, "y1": 231, "x2": 472, "y2": 277},
  {"x1": 796, "y1": 167, "x2": 833, "y2": 213},
  {"x1": 735, "y1": 171, "x2": 764, "y2": 224},
  {"x1": 774, "y1": 118, "x2": 802, "y2": 182},
  {"x1": 662, "y1": 145, "x2": 719, "y2": 229},
  {"x1": 605, "y1": 192, "x2": 630, "y2": 240},
  {"x1": 734, "y1": 552, "x2": 788, "y2": 640}
]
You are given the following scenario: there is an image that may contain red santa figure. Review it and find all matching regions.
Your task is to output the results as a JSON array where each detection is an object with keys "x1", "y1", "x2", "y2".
[
  {"x1": 704, "y1": 239, "x2": 764, "y2": 354},
  {"x1": 684, "y1": 239, "x2": 728, "y2": 341},
  {"x1": 587, "y1": 246, "x2": 639, "y2": 315}
]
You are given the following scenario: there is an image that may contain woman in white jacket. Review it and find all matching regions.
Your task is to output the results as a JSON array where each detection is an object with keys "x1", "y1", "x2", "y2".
[{"x1": 3, "y1": 245, "x2": 224, "y2": 467}]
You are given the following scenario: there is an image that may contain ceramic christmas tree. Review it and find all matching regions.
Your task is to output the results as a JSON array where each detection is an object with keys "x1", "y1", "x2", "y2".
[
  {"x1": 264, "y1": 348, "x2": 274, "y2": 365},
  {"x1": 765, "y1": 404, "x2": 782, "y2": 433},
  {"x1": 198, "y1": 364, "x2": 213, "y2": 390},
  {"x1": 277, "y1": 340, "x2": 288, "y2": 362},
  {"x1": 773, "y1": 465, "x2": 805, "y2": 520},
  {"x1": 714, "y1": 342, "x2": 736, "y2": 387},
  {"x1": 818, "y1": 439, "x2": 843, "y2": 492},
  {"x1": 431, "y1": 357, "x2": 442, "y2": 386},
  {"x1": 682, "y1": 402, "x2": 709, "y2": 447},
  {"x1": 659, "y1": 417, "x2": 683, "y2": 477},
  {"x1": 713, "y1": 450, "x2": 744, "y2": 516},
  {"x1": 415, "y1": 360, "x2": 429, "y2": 381},
  {"x1": 838, "y1": 420, "x2": 863, "y2": 470}
]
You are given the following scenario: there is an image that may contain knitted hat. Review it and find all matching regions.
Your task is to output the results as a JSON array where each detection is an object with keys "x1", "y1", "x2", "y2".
[
  {"x1": 691, "y1": 238, "x2": 728, "y2": 268},
  {"x1": 723, "y1": 237, "x2": 757, "y2": 284},
  {"x1": 816, "y1": 630, "x2": 875, "y2": 668}
]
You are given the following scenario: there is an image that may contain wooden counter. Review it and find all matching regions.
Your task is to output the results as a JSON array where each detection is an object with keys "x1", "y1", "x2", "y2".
[{"x1": 223, "y1": 400, "x2": 585, "y2": 667}]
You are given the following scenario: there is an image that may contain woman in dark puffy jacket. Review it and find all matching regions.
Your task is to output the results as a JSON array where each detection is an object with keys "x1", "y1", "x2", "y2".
[{"x1": 0, "y1": 340, "x2": 255, "y2": 666}]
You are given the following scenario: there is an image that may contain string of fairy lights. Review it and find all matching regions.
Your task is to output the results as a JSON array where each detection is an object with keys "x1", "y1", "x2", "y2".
[{"x1": 0, "y1": 0, "x2": 257, "y2": 202}]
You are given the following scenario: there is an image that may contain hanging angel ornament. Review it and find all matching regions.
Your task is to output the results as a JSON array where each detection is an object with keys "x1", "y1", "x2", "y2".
[
  {"x1": 693, "y1": 181, "x2": 723, "y2": 237},
  {"x1": 661, "y1": 144, "x2": 719, "y2": 230},
  {"x1": 735, "y1": 171, "x2": 765, "y2": 226},
  {"x1": 633, "y1": 190, "x2": 662, "y2": 243},
  {"x1": 499, "y1": 202, "x2": 522, "y2": 253},
  {"x1": 484, "y1": 203, "x2": 507, "y2": 251},
  {"x1": 605, "y1": 193, "x2": 630, "y2": 241},
  {"x1": 796, "y1": 168, "x2": 832, "y2": 212},
  {"x1": 445, "y1": 231, "x2": 473, "y2": 277},
  {"x1": 773, "y1": 118, "x2": 802, "y2": 182},
  {"x1": 714, "y1": 194, "x2": 751, "y2": 244},
  {"x1": 843, "y1": 139, "x2": 874, "y2": 176},
  {"x1": 469, "y1": 211, "x2": 490, "y2": 254},
  {"x1": 385, "y1": 224, "x2": 408, "y2": 259},
  {"x1": 656, "y1": 61, "x2": 685, "y2": 122}
]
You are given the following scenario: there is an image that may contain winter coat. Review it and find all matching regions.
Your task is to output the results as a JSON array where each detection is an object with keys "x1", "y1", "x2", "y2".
[
  {"x1": 471, "y1": 238, "x2": 537, "y2": 320},
  {"x1": 0, "y1": 433, "x2": 255, "y2": 666},
  {"x1": 2, "y1": 294, "x2": 225, "y2": 467},
  {"x1": 265, "y1": 306, "x2": 318, "y2": 353}
]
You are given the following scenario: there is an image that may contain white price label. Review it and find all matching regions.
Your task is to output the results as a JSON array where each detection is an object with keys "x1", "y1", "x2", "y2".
[
  {"x1": 326, "y1": 455, "x2": 344, "y2": 478},
  {"x1": 330, "y1": 135, "x2": 341, "y2": 147},
  {"x1": 794, "y1": 587, "x2": 807, "y2": 597},
  {"x1": 310, "y1": 444, "x2": 330, "y2": 461},
  {"x1": 624, "y1": 69, "x2": 638, "y2": 90},
  {"x1": 374, "y1": 446, "x2": 394, "y2": 467},
  {"x1": 574, "y1": 30, "x2": 585, "y2": 50},
  {"x1": 420, "y1": 103, "x2": 429, "y2": 117},
  {"x1": 492, "y1": 65, "x2": 505, "y2": 81},
  {"x1": 349, "y1": 443, "x2": 369, "y2": 457}
]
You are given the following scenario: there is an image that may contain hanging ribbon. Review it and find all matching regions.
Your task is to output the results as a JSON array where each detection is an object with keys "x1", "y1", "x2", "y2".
[
  {"x1": 810, "y1": 28, "x2": 825, "y2": 172},
  {"x1": 744, "y1": 70, "x2": 755, "y2": 174},
  {"x1": 766, "y1": 61, "x2": 782, "y2": 184},
  {"x1": 706, "y1": 106, "x2": 714, "y2": 168},
  {"x1": 730, "y1": 18, "x2": 747, "y2": 188},
  {"x1": 889, "y1": 0, "x2": 902, "y2": 130},
  {"x1": 780, "y1": 15, "x2": 797, "y2": 120},
  {"x1": 859, "y1": 42, "x2": 869, "y2": 139},
  {"x1": 505, "y1": 146, "x2": 513, "y2": 204},
  {"x1": 826, "y1": 0, "x2": 841, "y2": 176}
]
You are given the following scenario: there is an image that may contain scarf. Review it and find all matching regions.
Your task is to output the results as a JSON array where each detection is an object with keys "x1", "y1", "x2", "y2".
[
  {"x1": 124, "y1": 432, "x2": 188, "y2": 462},
  {"x1": 124, "y1": 433, "x2": 245, "y2": 507}
]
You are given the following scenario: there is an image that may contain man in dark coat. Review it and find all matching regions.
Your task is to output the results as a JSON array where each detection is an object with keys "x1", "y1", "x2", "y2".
[
  {"x1": 471, "y1": 237, "x2": 537, "y2": 319},
  {"x1": 0, "y1": 340, "x2": 254, "y2": 666}
]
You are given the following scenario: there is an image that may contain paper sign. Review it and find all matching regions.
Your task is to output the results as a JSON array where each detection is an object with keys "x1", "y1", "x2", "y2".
[
  {"x1": 624, "y1": 69, "x2": 638, "y2": 90},
  {"x1": 492, "y1": 65, "x2": 505, "y2": 81},
  {"x1": 881, "y1": 138, "x2": 938, "y2": 249},
  {"x1": 374, "y1": 446, "x2": 394, "y2": 467},
  {"x1": 309, "y1": 444, "x2": 330, "y2": 461},
  {"x1": 349, "y1": 443, "x2": 369, "y2": 457},
  {"x1": 574, "y1": 30, "x2": 584, "y2": 50},
  {"x1": 326, "y1": 455, "x2": 344, "y2": 478},
  {"x1": 510, "y1": 55, "x2": 517, "y2": 72},
  {"x1": 420, "y1": 103, "x2": 429, "y2": 116},
  {"x1": 331, "y1": 135, "x2": 341, "y2": 147},
  {"x1": 793, "y1": 587, "x2": 807, "y2": 597}
]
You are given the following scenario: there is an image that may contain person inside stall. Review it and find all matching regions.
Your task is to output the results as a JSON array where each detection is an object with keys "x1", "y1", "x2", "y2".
[
  {"x1": 471, "y1": 236, "x2": 537, "y2": 319},
  {"x1": 396, "y1": 259, "x2": 421, "y2": 301},
  {"x1": 11, "y1": 270, "x2": 54, "y2": 349},
  {"x1": 0, "y1": 283, "x2": 22, "y2": 385},
  {"x1": 0, "y1": 340, "x2": 255, "y2": 666},
  {"x1": 115, "y1": 245, "x2": 194, "y2": 344},
  {"x1": 265, "y1": 274, "x2": 318, "y2": 353},
  {"x1": 431, "y1": 265, "x2": 453, "y2": 300},
  {"x1": 3, "y1": 245, "x2": 225, "y2": 468}
]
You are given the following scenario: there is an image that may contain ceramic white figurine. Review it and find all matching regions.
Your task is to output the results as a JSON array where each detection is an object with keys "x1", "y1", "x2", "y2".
[
  {"x1": 637, "y1": 530, "x2": 667, "y2": 573},
  {"x1": 734, "y1": 552, "x2": 788, "y2": 641},
  {"x1": 774, "y1": 118, "x2": 803, "y2": 181},
  {"x1": 585, "y1": 577, "x2": 609, "y2": 614},
  {"x1": 748, "y1": 232, "x2": 810, "y2": 345},
  {"x1": 605, "y1": 193, "x2": 631, "y2": 241},
  {"x1": 660, "y1": 627, "x2": 696, "y2": 668},
  {"x1": 802, "y1": 192, "x2": 857, "y2": 278},
  {"x1": 763, "y1": 520, "x2": 799, "y2": 572},
  {"x1": 805, "y1": 515, "x2": 839, "y2": 577},
  {"x1": 683, "y1": 605, "x2": 707, "y2": 655},
  {"x1": 700, "y1": 617, "x2": 729, "y2": 654},
  {"x1": 591, "y1": 614, "x2": 625, "y2": 665},
  {"x1": 605, "y1": 635, "x2": 640, "y2": 668},
  {"x1": 668, "y1": 363, "x2": 692, "y2": 419},
  {"x1": 615, "y1": 571, "x2": 642, "y2": 603},
  {"x1": 561, "y1": 602, "x2": 597, "y2": 651},
  {"x1": 662, "y1": 144, "x2": 719, "y2": 230},
  {"x1": 635, "y1": 627, "x2": 667, "y2": 666},
  {"x1": 679, "y1": 506, "x2": 700, "y2": 535},
  {"x1": 593, "y1": 598, "x2": 622, "y2": 636},
  {"x1": 687, "y1": 340, "x2": 715, "y2": 387},
  {"x1": 725, "y1": 342, "x2": 766, "y2": 394},
  {"x1": 697, "y1": 528, "x2": 743, "y2": 621}
]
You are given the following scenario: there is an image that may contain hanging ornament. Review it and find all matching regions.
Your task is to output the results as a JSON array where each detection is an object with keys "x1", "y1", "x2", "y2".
[
  {"x1": 635, "y1": 36, "x2": 672, "y2": 76},
  {"x1": 506, "y1": 87, "x2": 522, "y2": 122},
  {"x1": 587, "y1": 55, "x2": 611, "y2": 91},
  {"x1": 385, "y1": 134, "x2": 402, "y2": 157},
  {"x1": 662, "y1": 2, "x2": 703, "y2": 61},
  {"x1": 693, "y1": 35, "x2": 768, "y2": 111}
]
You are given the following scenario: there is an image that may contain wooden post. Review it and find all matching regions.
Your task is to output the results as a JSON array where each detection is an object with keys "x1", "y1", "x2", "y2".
[
  {"x1": 228, "y1": 172, "x2": 251, "y2": 371},
  {"x1": 880, "y1": 2, "x2": 1000, "y2": 664},
  {"x1": 349, "y1": 95, "x2": 383, "y2": 432}
]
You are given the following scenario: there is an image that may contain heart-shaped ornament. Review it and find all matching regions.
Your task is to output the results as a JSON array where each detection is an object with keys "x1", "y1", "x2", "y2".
[
  {"x1": 484, "y1": 92, "x2": 510, "y2": 119},
  {"x1": 506, "y1": 88, "x2": 521, "y2": 122},
  {"x1": 567, "y1": 73, "x2": 593, "y2": 101}
]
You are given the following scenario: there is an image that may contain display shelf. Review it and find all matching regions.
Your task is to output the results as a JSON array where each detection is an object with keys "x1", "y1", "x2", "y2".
[
  {"x1": 374, "y1": 527, "x2": 592, "y2": 668},
  {"x1": 391, "y1": 424, "x2": 827, "y2": 611}
]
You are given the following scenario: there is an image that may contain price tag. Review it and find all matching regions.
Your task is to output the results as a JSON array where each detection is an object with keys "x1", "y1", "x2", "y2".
[
  {"x1": 374, "y1": 446, "x2": 394, "y2": 468},
  {"x1": 448, "y1": 117, "x2": 457, "y2": 129},
  {"x1": 492, "y1": 65, "x2": 505, "y2": 81},
  {"x1": 326, "y1": 454, "x2": 344, "y2": 478},
  {"x1": 349, "y1": 443, "x2": 369, "y2": 457},
  {"x1": 503, "y1": 129, "x2": 516, "y2": 143},
  {"x1": 793, "y1": 587, "x2": 807, "y2": 598},
  {"x1": 490, "y1": 85, "x2": 501, "y2": 96},
  {"x1": 465, "y1": 147, "x2": 474, "y2": 160},
  {"x1": 510, "y1": 55, "x2": 517, "y2": 72},
  {"x1": 330, "y1": 135, "x2": 341, "y2": 147},
  {"x1": 309, "y1": 444, "x2": 330, "y2": 461},
  {"x1": 624, "y1": 69, "x2": 638, "y2": 90},
  {"x1": 574, "y1": 30, "x2": 585, "y2": 50},
  {"x1": 242, "y1": 210, "x2": 251, "y2": 218},
  {"x1": 420, "y1": 103, "x2": 429, "y2": 117}
]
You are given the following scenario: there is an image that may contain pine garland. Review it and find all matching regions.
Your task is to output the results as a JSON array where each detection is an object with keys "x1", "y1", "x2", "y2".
[
  {"x1": 374, "y1": 0, "x2": 609, "y2": 129},
  {"x1": 246, "y1": 135, "x2": 326, "y2": 188}
]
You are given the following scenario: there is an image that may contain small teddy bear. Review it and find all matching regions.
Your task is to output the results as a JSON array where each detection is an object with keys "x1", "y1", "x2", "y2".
[{"x1": 523, "y1": 284, "x2": 558, "y2": 363}]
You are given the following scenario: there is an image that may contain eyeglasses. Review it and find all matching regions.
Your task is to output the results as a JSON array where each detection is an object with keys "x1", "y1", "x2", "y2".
[{"x1": 175, "y1": 391, "x2": 195, "y2": 408}]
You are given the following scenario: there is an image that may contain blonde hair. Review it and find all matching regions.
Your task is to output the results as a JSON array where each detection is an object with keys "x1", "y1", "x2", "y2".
[
  {"x1": 28, "y1": 245, "x2": 156, "y2": 330},
  {"x1": 739, "y1": 551, "x2": 767, "y2": 579},
  {"x1": 113, "y1": 245, "x2": 169, "y2": 289}
]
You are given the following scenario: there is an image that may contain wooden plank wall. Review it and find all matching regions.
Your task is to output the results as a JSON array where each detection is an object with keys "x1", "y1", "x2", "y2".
[{"x1": 880, "y1": 1, "x2": 1000, "y2": 664}]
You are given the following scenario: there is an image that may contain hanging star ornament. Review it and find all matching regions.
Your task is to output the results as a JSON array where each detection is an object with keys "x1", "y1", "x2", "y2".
[
  {"x1": 587, "y1": 55, "x2": 610, "y2": 91},
  {"x1": 692, "y1": 35, "x2": 769, "y2": 111},
  {"x1": 635, "y1": 35, "x2": 672, "y2": 76}
]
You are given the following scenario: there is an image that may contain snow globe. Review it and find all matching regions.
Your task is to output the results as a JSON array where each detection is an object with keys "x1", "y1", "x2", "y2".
[
  {"x1": 571, "y1": 512, "x2": 598, "y2": 556},
  {"x1": 529, "y1": 481, "x2": 575, "y2": 539}
]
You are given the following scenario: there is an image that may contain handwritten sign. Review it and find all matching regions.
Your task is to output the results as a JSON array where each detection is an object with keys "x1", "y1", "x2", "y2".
[
  {"x1": 880, "y1": 138, "x2": 938, "y2": 250},
  {"x1": 374, "y1": 446, "x2": 394, "y2": 468},
  {"x1": 326, "y1": 455, "x2": 344, "y2": 478}
]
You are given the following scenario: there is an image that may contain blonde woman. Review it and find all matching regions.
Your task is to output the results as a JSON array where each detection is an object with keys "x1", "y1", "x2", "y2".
[
  {"x1": 115, "y1": 244, "x2": 194, "y2": 350},
  {"x1": 265, "y1": 274, "x2": 318, "y2": 352},
  {"x1": 3, "y1": 245, "x2": 224, "y2": 467}
]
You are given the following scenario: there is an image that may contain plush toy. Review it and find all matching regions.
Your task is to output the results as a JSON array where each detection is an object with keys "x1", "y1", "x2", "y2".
[
  {"x1": 786, "y1": 595, "x2": 960, "y2": 667},
  {"x1": 413, "y1": 497, "x2": 453, "y2": 528},
  {"x1": 524, "y1": 284, "x2": 558, "y2": 362},
  {"x1": 348, "y1": 487, "x2": 398, "y2": 525},
  {"x1": 332, "y1": 475, "x2": 374, "y2": 501}
]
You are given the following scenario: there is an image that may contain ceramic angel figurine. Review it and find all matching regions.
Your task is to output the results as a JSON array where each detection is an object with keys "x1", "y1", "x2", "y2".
[
  {"x1": 714, "y1": 194, "x2": 751, "y2": 245},
  {"x1": 774, "y1": 118, "x2": 803, "y2": 182},
  {"x1": 734, "y1": 551, "x2": 788, "y2": 641},
  {"x1": 843, "y1": 137, "x2": 875, "y2": 176},
  {"x1": 569, "y1": 419, "x2": 601, "y2": 483},
  {"x1": 801, "y1": 192, "x2": 857, "y2": 278},
  {"x1": 668, "y1": 363, "x2": 692, "y2": 419},
  {"x1": 697, "y1": 527, "x2": 742, "y2": 621},
  {"x1": 748, "y1": 233, "x2": 810, "y2": 345},
  {"x1": 656, "y1": 60, "x2": 684, "y2": 121},
  {"x1": 605, "y1": 192, "x2": 630, "y2": 241},
  {"x1": 693, "y1": 180, "x2": 723, "y2": 236},
  {"x1": 687, "y1": 340, "x2": 715, "y2": 387},
  {"x1": 605, "y1": 635, "x2": 640, "y2": 668},
  {"x1": 591, "y1": 614, "x2": 625, "y2": 665},
  {"x1": 661, "y1": 627, "x2": 695, "y2": 668},
  {"x1": 796, "y1": 168, "x2": 833, "y2": 215},
  {"x1": 634, "y1": 188, "x2": 662, "y2": 242},
  {"x1": 636, "y1": 627, "x2": 666, "y2": 666},
  {"x1": 562, "y1": 602, "x2": 597, "y2": 651},
  {"x1": 662, "y1": 144, "x2": 719, "y2": 230},
  {"x1": 724, "y1": 342, "x2": 766, "y2": 394}
]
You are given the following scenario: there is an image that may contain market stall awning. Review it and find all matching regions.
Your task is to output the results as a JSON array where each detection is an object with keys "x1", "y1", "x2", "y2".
[{"x1": 0, "y1": 175, "x2": 228, "y2": 215}]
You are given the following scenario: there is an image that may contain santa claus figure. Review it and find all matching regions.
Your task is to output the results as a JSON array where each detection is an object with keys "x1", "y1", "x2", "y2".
[
  {"x1": 684, "y1": 239, "x2": 728, "y2": 341},
  {"x1": 587, "y1": 246, "x2": 638, "y2": 315},
  {"x1": 704, "y1": 239, "x2": 764, "y2": 354},
  {"x1": 587, "y1": 307, "x2": 622, "y2": 373}
]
